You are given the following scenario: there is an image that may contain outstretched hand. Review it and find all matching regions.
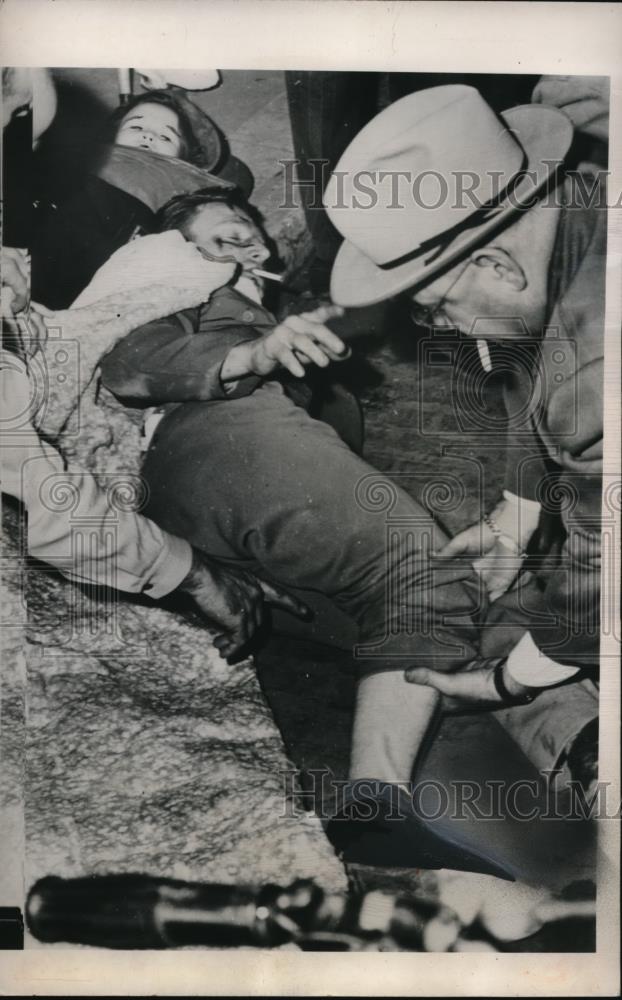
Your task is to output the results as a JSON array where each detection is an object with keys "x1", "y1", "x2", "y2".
[
  {"x1": 404, "y1": 660, "x2": 502, "y2": 711},
  {"x1": 2, "y1": 247, "x2": 30, "y2": 314},
  {"x1": 2, "y1": 302, "x2": 53, "y2": 360},
  {"x1": 249, "y1": 304, "x2": 349, "y2": 378},
  {"x1": 433, "y1": 517, "x2": 524, "y2": 602},
  {"x1": 178, "y1": 549, "x2": 311, "y2": 660},
  {"x1": 404, "y1": 658, "x2": 533, "y2": 712},
  {"x1": 2, "y1": 247, "x2": 54, "y2": 359}
]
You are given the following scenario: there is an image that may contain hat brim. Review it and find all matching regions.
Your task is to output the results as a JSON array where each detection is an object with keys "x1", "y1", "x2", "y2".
[
  {"x1": 330, "y1": 104, "x2": 574, "y2": 308},
  {"x1": 217, "y1": 155, "x2": 255, "y2": 199}
]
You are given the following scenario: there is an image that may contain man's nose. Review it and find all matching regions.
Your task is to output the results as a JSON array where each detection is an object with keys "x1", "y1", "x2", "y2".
[{"x1": 247, "y1": 243, "x2": 270, "y2": 264}]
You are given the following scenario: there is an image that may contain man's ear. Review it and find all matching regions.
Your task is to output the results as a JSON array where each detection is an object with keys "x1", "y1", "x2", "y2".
[{"x1": 470, "y1": 246, "x2": 527, "y2": 291}]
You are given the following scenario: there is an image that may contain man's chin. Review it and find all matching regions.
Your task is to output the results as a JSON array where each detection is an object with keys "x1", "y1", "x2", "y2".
[{"x1": 243, "y1": 269, "x2": 265, "y2": 290}]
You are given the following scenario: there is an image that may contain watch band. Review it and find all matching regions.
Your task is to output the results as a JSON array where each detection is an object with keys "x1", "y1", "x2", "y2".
[{"x1": 493, "y1": 658, "x2": 536, "y2": 705}]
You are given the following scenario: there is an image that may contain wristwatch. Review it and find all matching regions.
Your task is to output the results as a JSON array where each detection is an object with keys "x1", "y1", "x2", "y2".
[{"x1": 492, "y1": 658, "x2": 536, "y2": 706}]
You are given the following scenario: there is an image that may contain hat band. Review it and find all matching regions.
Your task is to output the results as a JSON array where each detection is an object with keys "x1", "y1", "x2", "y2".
[
  {"x1": 377, "y1": 160, "x2": 527, "y2": 272},
  {"x1": 377, "y1": 204, "x2": 505, "y2": 271}
]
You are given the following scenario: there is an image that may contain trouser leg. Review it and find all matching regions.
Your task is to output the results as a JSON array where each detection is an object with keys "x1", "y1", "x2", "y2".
[
  {"x1": 350, "y1": 671, "x2": 441, "y2": 782},
  {"x1": 143, "y1": 389, "x2": 484, "y2": 780}
]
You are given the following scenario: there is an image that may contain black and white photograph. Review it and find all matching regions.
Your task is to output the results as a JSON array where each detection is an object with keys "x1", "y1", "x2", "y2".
[{"x1": 1, "y1": 1, "x2": 620, "y2": 995}]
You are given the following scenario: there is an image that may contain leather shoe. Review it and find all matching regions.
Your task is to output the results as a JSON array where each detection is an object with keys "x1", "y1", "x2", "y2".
[{"x1": 326, "y1": 780, "x2": 517, "y2": 881}]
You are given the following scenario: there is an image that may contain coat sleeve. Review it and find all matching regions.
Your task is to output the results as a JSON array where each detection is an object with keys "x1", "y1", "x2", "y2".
[
  {"x1": 527, "y1": 217, "x2": 605, "y2": 670},
  {"x1": 1, "y1": 361, "x2": 192, "y2": 598},
  {"x1": 501, "y1": 358, "x2": 601, "y2": 670},
  {"x1": 100, "y1": 304, "x2": 263, "y2": 405},
  {"x1": 531, "y1": 467, "x2": 601, "y2": 668}
]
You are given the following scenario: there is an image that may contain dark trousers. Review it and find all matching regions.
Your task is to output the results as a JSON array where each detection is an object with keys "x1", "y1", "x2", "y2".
[
  {"x1": 142, "y1": 383, "x2": 485, "y2": 676},
  {"x1": 142, "y1": 384, "x2": 598, "y2": 776}
]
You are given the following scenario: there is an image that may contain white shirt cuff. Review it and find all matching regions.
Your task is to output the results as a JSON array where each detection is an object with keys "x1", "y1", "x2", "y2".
[
  {"x1": 506, "y1": 630, "x2": 581, "y2": 688},
  {"x1": 143, "y1": 532, "x2": 193, "y2": 599}
]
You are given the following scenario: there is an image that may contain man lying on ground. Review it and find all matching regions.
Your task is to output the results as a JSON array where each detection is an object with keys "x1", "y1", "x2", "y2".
[{"x1": 100, "y1": 186, "x2": 517, "y2": 878}]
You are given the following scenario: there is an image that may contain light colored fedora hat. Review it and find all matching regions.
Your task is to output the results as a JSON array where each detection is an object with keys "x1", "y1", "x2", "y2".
[{"x1": 325, "y1": 85, "x2": 573, "y2": 307}]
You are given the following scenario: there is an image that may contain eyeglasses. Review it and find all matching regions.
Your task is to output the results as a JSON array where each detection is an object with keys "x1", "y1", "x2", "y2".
[{"x1": 410, "y1": 256, "x2": 474, "y2": 329}]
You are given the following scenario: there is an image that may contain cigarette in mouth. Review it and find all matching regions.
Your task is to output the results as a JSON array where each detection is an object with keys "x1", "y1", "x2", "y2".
[{"x1": 252, "y1": 269, "x2": 284, "y2": 283}]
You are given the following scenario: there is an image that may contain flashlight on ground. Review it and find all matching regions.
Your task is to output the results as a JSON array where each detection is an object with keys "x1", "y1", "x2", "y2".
[{"x1": 26, "y1": 873, "x2": 461, "y2": 951}]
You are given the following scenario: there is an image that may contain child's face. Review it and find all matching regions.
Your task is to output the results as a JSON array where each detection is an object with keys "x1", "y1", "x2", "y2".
[
  {"x1": 116, "y1": 102, "x2": 183, "y2": 158},
  {"x1": 187, "y1": 203, "x2": 270, "y2": 273}
]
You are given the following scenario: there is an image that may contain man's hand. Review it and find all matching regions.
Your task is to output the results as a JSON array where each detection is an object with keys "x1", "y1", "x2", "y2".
[
  {"x1": 404, "y1": 658, "x2": 533, "y2": 711},
  {"x1": 1, "y1": 247, "x2": 29, "y2": 314},
  {"x1": 178, "y1": 548, "x2": 311, "y2": 660},
  {"x1": 2, "y1": 302, "x2": 52, "y2": 360},
  {"x1": 434, "y1": 522, "x2": 524, "y2": 602},
  {"x1": 532, "y1": 75, "x2": 609, "y2": 142},
  {"x1": 434, "y1": 495, "x2": 540, "y2": 601},
  {"x1": 2, "y1": 247, "x2": 53, "y2": 359},
  {"x1": 248, "y1": 305, "x2": 349, "y2": 378}
]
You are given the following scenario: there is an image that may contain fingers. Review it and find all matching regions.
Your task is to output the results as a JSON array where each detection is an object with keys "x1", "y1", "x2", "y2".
[
  {"x1": 261, "y1": 311, "x2": 351, "y2": 379},
  {"x1": 258, "y1": 579, "x2": 312, "y2": 620},
  {"x1": 24, "y1": 310, "x2": 49, "y2": 356},
  {"x1": 213, "y1": 625, "x2": 244, "y2": 659},
  {"x1": 212, "y1": 577, "x2": 313, "y2": 661},
  {"x1": 227, "y1": 573, "x2": 266, "y2": 649},
  {"x1": 299, "y1": 304, "x2": 344, "y2": 324},
  {"x1": 7, "y1": 312, "x2": 49, "y2": 359},
  {"x1": 30, "y1": 300, "x2": 54, "y2": 318},
  {"x1": 432, "y1": 533, "x2": 474, "y2": 558},
  {"x1": 559, "y1": 448, "x2": 602, "y2": 473},
  {"x1": 213, "y1": 632, "x2": 238, "y2": 658},
  {"x1": 473, "y1": 550, "x2": 523, "y2": 600},
  {"x1": 274, "y1": 346, "x2": 306, "y2": 379},
  {"x1": 433, "y1": 521, "x2": 496, "y2": 558},
  {"x1": 1, "y1": 271, "x2": 28, "y2": 314},
  {"x1": 404, "y1": 666, "x2": 456, "y2": 695},
  {"x1": 283, "y1": 314, "x2": 350, "y2": 359},
  {"x1": 292, "y1": 335, "x2": 332, "y2": 369},
  {"x1": 2, "y1": 246, "x2": 29, "y2": 282},
  {"x1": 269, "y1": 333, "x2": 343, "y2": 378}
]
